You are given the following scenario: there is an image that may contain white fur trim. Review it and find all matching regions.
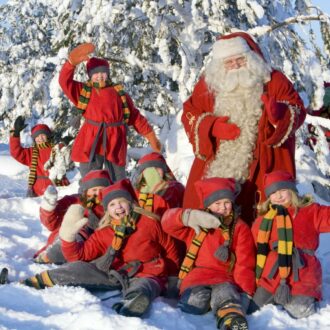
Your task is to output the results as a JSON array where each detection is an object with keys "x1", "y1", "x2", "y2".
[
  {"x1": 194, "y1": 113, "x2": 215, "y2": 161},
  {"x1": 40, "y1": 198, "x2": 56, "y2": 212},
  {"x1": 272, "y1": 103, "x2": 296, "y2": 148},
  {"x1": 212, "y1": 37, "x2": 251, "y2": 60}
]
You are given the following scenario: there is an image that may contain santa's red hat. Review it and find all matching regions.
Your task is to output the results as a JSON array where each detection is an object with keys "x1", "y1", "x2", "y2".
[
  {"x1": 86, "y1": 57, "x2": 109, "y2": 78},
  {"x1": 195, "y1": 177, "x2": 237, "y2": 208},
  {"x1": 99, "y1": 178, "x2": 137, "y2": 209},
  {"x1": 212, "y1": 36, "x2": 251, "y2": 60},
  {"x1": 264, "y1": 170, "x2": 297, "y2": 198},
  {"x1": 31, "y1": 124, "x2": 52, "y2": 139},
  {"x1": 81, "y1": 170, "x2": 112, "y2": 191}
]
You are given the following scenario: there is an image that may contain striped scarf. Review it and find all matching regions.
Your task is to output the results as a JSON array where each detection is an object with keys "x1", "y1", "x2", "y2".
[
  {"x1": 178, "y1": 212, "x2": 237, "y2": 284},
  {"x1": 110, "y1": 211, "x2": 139, "y2": 251},
  {"x1": 138, "y1": 192, "x2": 154, "y2": 212},
  {"x1": 76, "y1": 81, "x2": 130, "y2": 123},
  {"x1": 28, "y1": 142, "x2": 52, "y2": 188},
  {"x1": 178, "y1": 227, "x2": 209, "y2": 281},
  {"x1": 256, "y1": 204, "x2": 293, "y2": 282}
]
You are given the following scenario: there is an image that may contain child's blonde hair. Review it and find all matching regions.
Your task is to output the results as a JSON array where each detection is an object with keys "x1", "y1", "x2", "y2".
[{"x1": 257, "y1": 189, "x2": 314, "y2": 216}]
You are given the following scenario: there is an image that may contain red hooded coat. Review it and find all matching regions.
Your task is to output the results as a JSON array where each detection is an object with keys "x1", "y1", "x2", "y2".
[
  {"x1": 59, "y1": 62, "x2": 153, "y2": 166},
  {"x1": 61, "y1": 213, "x2": 180, "y2": 287},
  {"x1": 36, "y1": 195, "x2": 104, "y2": 257},
  {"x1": 181, "y1": 32, "x2": 306, "y2": 224},
  {"x1": 161, "y1": 208, "x2": 256, "y2": 296},
  {"x1": 252, "y1": 203, "x2": 330, "y2": 300},
  {"x1": 10, "y1": 136, "x2": 54, "y2": 196}
]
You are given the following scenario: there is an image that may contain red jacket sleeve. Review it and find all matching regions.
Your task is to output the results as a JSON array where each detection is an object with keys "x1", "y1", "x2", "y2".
[
  {"x1": 157, "y1": 181, "x2": 185, "y2": 209},
  {"x1": 161, "y1": 208, "x2": 195, "y2": 243},
  {"x1": 154, "y1": 221, "x2": 181, "y2": 276},
  {"x1": 181, "y1": 77, "x2": 224, "y2": 160},
  {"x1": 40, "y1": 195, "x2": 80, "y2": 232},
  {"x1": 312, "y1": 203, "x2": 330, "y2": 233},
  {"x1": 263, "y1": 70, "x2": 306, "y2": 146},
  {"x1": 231, "y1": 221, "x2": 256, "y2": 296},
  {"x1": 126, "y1": 93, "x2": 153, "y2": 136},
  {"x1": 9, "y1": 136, "x2": 31, "y2": 166},
  {"x1": 58, "y1": 61, "x2": 84, "y2": 106},
  {"x1": 62, "y1": 227, "x2": 111, "y2": 262}
]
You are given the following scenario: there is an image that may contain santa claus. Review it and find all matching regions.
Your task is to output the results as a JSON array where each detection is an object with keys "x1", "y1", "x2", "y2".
[{"x1": 182, "y1": 32, "x2": 306, "y2": 224}]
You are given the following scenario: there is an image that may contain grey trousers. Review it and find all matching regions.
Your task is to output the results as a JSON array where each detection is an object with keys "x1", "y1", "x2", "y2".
[
  {"x1": 178, "y1": 282, "x2": 244, "y2": 315},
  {"x1": 42, "y1": 234, "x2": 85, "y2": 265},
  {"x1": 79, "y1": 154, "x2": 126, "y2": 183},
  {"x1": 250, "y1": 286, "x2": 317, "y2": 319},
  {"x1": 47, "y1": 260, "x2": 161, "y2": 300}
]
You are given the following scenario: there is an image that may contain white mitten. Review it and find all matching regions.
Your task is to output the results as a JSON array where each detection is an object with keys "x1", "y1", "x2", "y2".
[
  {"x1": 40, "y1": 185, "x2": 58, "y2": 212},
  {"x1": 59, "y1": 204, "x2": 88, "y2": 242},
  {"x1": 182, "y1": 209, "x2": 220, "y2": 235}
]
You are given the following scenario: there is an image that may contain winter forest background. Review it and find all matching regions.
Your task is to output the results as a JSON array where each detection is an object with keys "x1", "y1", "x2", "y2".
[
  {"x1": 1, "y1": 0, "x2": 330, "y2": 329},
  {"x1": 1, "y1": 0, "x2": 330, "y2": 181}
]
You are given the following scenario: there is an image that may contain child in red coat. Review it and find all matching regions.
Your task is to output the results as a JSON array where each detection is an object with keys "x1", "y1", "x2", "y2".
[
  {"x1": 250, "y1": 170, "x2": 330, "y2": 318},
  {"x1": 34, "y1": 169, "x2": 112, "y2": 264},
  {"x1": 21, "y1": 179, "x2": 180, "y2": 318},
  {"x1": 9, "y1": 117, "x2": 69, "y2": 197},
  {"x1": 133, "y1": 152, "x2": 185, "y2": 217},
  {"x1": 59, "y1": 43, "x2": 162, "y2": 183},
  {"x1": 162, "y1": 177, "x2": 255, "y2": 330}
]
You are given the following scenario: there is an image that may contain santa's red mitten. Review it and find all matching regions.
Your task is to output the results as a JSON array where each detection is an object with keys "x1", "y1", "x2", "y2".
[
  {"x1": 261, "y1": 94, "x2": 287, "y2": 125},
  {"x1": 68, "y1": 43, "x2": 95, "y2": 66},
  {"x1": 211, "y1": 117, "x2": 240, "y2": 141}
]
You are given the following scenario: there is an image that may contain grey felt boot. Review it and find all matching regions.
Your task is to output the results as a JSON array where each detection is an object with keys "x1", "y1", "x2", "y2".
[{"x1": 112, "y1": 291, "x2": 151, "y2": 317}]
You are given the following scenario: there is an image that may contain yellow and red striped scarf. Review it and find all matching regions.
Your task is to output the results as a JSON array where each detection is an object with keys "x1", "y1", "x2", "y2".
[
  {"x1": 138, "y1": 192, "x2": 154, "y2": 212},
  {"x1": 110, "y1": 212, "x2": 139, "y2": 251},
  {"x1": 28, "y1": 142, "x2": 52, "y2": 188},
  {"x1": 178, "y1": 212, "x2": 236, "y2": 283},
  {"x1": 256, "y1": 204, "x2": 293, "y2": 282},
  {"x1": 178, "y1": 227, "x2": 209, "y2": 281},
  {"x1": 76, "y1": 81, "x2": 130, "y2": 123}
]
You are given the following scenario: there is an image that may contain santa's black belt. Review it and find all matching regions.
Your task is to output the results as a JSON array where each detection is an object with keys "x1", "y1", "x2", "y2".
[{"x1": 267, "y1": 241, "x2": 315, "y2": 282}]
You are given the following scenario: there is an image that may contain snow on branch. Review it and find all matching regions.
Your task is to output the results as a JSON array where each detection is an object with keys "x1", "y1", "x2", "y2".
[{"x1": 248, "y1": 14, "x2": 329, "y2": 37}]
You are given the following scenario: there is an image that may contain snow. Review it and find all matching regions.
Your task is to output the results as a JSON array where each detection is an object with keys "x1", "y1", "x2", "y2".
[
  {"x1": 0, "y1": 135, "x2": 330, "y2": 329},
  {"x1": 1, "y1": 0, "x2": 330, "y2": 328}
]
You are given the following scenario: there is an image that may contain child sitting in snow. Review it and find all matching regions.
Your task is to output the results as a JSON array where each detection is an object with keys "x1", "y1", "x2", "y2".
[
  {"x1": 34, "y1": 170, "x2": 111, "y2": 264},
  {"x1": 249, "y1": 170, "x2": 330, "y2": 319},
  {"x1": 161, "y1": 177, "x2": 255, "y2": 330},
  {"x1": 19, "y1": 179, "x2": 180, "y2": 318},
  {"x1": 9, "y1": 116, "x2": 69, "y2": 197},
  {"x1": 133, "y1": 152, "x2": 185, "y2": 218}
]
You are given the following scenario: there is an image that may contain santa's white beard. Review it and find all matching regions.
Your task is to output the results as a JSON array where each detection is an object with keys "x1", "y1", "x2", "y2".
[{"x1": 205, "y1": 82, "x2": 264, "y2": 183}]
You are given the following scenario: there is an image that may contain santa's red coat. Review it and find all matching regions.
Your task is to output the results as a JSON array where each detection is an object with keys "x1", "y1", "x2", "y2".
[
  {"x1": 251, "y1": 203, "x2": 330, "y2": 300},
  {"x1": 10, "y1": 136, "x2": 53, "y2": 196},
  {"x1": 35, "y1": 195, "x2": 104, "y2": 257},
  {"x1": 161, "y1": 208, "x2": 256, "y2": 296},
  {"x1": 182, "y1": 70, "x2": 306, "y2": 223},
  {"x1": 61, "y1": 213, "x2": 180, "y2": 285},
  {"x1": 59, "y1": 61, "x2": 153, "y2": 166}
]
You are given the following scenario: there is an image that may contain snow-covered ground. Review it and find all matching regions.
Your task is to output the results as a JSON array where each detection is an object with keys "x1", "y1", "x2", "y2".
[{"x1": 0, "y1": 136, "x2": 330, "y2": 330}]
